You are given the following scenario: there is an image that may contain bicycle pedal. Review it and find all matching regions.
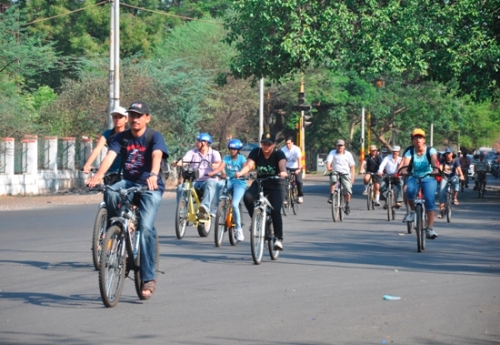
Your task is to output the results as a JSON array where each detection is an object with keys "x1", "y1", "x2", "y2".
[{"x1": 156, "y1": 269, "x2": 165, "y2": 275}]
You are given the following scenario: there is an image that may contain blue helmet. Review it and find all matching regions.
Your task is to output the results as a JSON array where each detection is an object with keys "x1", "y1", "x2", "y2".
[
  {"x1": 228, "y1": 139, "x2": 243, "y2": 150},
  {"x1": 197, "y1": 132, "x2": 212, "y2": 144}
]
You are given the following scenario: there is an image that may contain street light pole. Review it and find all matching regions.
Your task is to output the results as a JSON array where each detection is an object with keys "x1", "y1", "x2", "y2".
[
  {"x1": 107, "y1": 1, "x2": 115, "y2": 129},
  {"x1": 113, "y1": 0, "x2": 120, "y2": 112}
]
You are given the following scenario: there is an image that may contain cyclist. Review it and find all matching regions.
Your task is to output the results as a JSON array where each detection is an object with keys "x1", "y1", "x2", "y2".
[
  {"x1": 360, "y1": 144, "x2": 383, "y2": 206},
  {"x1": 281, "y1": 137, "x2": 304, "y2": 204},
  {"x1": 377, "y1": 145, "x2": 403, "y2": 209},
  {"x1": 83, "y1": 106, "x2": 128, "y2": 183},
  {"x1": 458, "y1": 150, "x2": 471, "y2": 188},
  {"x1": 235, "y1": 132, "x2": 287, "y2": 250},
  {"x1": 175, "y1": 133, "x2": 221, "y2": 223},
  {"x1": 473, "y1": 152, "x2": 490, "y2": 191},
  {"x1": 325, "y1": 139, "x2": 356, "y2": 215},
  {"x1": 437, "y1": 148, "x2": 464, "y2": 218},
  {"x1": 400, "y1": 128, "x2": 439, "y2": 239},
  {"x1": 88, "y1": 101, "x2": 169, "y2": 299},
  {"x1": 210, "y1": 139, "x2": 247, "y2": 242}
]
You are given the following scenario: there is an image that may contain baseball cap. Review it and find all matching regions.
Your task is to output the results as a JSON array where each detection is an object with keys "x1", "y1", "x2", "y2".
[
  {"x1": 127, "y1": 101, "x2": 150, "y2": 115},
  {"x1": 445, "y1": 147, "x2": 453, "y2": 154},
  {"x1": 260, "y1": 132, "x2": 276, "y2": 144},
  {"x1": 336, "y1": 139, "x2": 345, "y2": 146},
  {"x1": 369, "y1": 145, "x2": 377, "y2": 151},
  {"x1": 110, "y1": 106, "x2": 128, "y2": 117},
  {"x1": 391, "y1": 145, "x2": 401, "y2": 152},
  {"x1": 411, "y1": 128, "x2": 426, "y2": 138}
]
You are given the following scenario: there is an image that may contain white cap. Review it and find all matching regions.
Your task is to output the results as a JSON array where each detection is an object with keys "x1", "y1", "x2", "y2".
[
  {"x1": 111, "y1": 106, "x2": 128, "y2": 117},
  {"x1": 391, "y1": 145, "x2": 401, "y2": 152}
]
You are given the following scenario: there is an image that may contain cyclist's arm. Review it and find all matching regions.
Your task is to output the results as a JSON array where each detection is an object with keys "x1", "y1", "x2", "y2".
[
  {"x1": 430, "y1": 153, "x2": 440, "y2": 172},
  {"x1": 377, "y1": 158, "x2": 387, "y2": 175},
  {"x1": 456, "y1": 166, "x2": 465, "y2": 180},
  {"x1": 87, "y1": 151, "x2": 118, "y2": 187},
  {"x1": 146, "y1": 149, "x2": 162, "y2": 191},
  {"x1": 83, "y1": 135, "x2": 107, "y2": 173},
  {"x1": 208, "y1": 161, "x2": 226, "y2": 177},
  {"x1": 278, "y1": 158, "x2": 288, "y2": 178},
  {"x1": 359, "y1": 160, "x2": 366, "y2": 174},
  {"x1": 350, "y1": 164, "x2": 355, "y2": 182},
  {"x1": 235, "y1": 159, "x2": 255, "y2": 178}
]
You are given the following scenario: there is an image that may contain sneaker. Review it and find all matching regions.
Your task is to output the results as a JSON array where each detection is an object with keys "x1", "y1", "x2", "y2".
[
  {"x1": 283, "y1": 200, "x2": 288, "y2": 206},
  {"x1": 197, "y1": 204, "x2": 210, "y2": 220},
  {"x1": 426, "y1": 228, "x2": 438, "y2": 239},
  {"x1": 327, "y1": 194, "x2": 333, "y2": 204},
  {"x1": 375, "y1": 201, "x2": 381, "y2": 207},
  {"x1": 345, "y1": 205, "x2": 351, "y2": 215},
  {"x1": 298, "y1": 196, "x2": 304, "y2": 204},
  {"x1": 403, "y1": 211, "x2": 415, "y2": 223},
  {"x1": 383, "y1": 204, "x2": 388, "y2": 210},
  {"x1": 235, "y1": 228, "x2": 244, "y2": 242},
  {"x1": 274, "y1": 239, "x2": 283, "y2": 250},
  {"x1": 210, "y1": 213, "x2": 216, "y2": 219},
  {"x1": 362, "y1": 188, "x2": 368, "y2": 196},
  {"x1": 395, "y1": 202, "x2": 402, "y2": 208}
]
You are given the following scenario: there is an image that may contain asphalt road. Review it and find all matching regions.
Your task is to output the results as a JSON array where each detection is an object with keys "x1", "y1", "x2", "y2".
[{"x1": 1, "y1": 176, "x2": 499, "y2": 345}]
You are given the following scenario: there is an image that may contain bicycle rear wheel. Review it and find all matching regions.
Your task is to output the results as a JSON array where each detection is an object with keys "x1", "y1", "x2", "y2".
[
  {"x1": 386, "y1": 191, "x2": 393, "y2": 221},
  {"x1": 175, "y1": 191, "x2": 188, "y2": 239},
  {"x1": 134, "y1": 232, "x2": 160, "y2": 300},
  {"x1": 92, "y1": 207, "x2": 107, "y2": 270},
  {"x1": 366, "y1": 185, "x2": 372, "y2": 210},
  {"x1": 214, "y1": 200, "x2": 228, "y2": 247},
  {"x1": 291, "y1": 186, "x2": 298, "y2": 215},
  {"x1": 332, "y1": 191, "x2": 340, "y2": 222},
  {"x1": 282, "y1": 186, "x2": 289, "y2": 216},
  {"x1": 250, "y1": 208, "x2": 265, "y2": 265},
  {"x1": 99, "y1": 225, "x2": 126, "y2": 307},
  {"x1": 415, "y1": 205, "x2": 424, "y2": 253},
  {"x1": 228, "y1": 204, "x2": 241, "y2": 246},
  {"x1": 267, "y1": 220, "x2": 280, "y2": 260}
]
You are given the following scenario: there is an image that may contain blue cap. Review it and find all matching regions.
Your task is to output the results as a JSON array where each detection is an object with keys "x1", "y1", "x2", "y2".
[{"x1": 445, "y1": 147, "x2": 453, "y2": 153}]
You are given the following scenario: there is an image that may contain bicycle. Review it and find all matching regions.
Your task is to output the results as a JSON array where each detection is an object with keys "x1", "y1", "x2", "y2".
[
  {"x1": 364, "y1": 172, "x2": 376, "y2": 210},
  {"x1": 443, "y1": 178, "x2": 453, "y2": 223},
  {"x1": 214, "y1": 175, "x2": 246, "y2": 247},
  {"x1": 329, "y1": 171, "x2": 347, "y2": 222},
  {"x1": 477, "y1": 171, "x2": 487, "y2": 198},
  {"x1": 399, "y1": 166, "x2": 441, "y2": 253},
  {"x1": 175, "y1": 159, "x2": 213, "y2": 239},
  {"x1": 282, "y1": 171, "x2": 299, "y2": 216},
  {"x1": 249, "y1": 175, "x2": 281, "y2": 265},
  {"x1": 381, "y1": 174, "x2": 400, "y2": 221},
  {"x1": 97, "y1": 185, "x2": 160, "y2": 307}
]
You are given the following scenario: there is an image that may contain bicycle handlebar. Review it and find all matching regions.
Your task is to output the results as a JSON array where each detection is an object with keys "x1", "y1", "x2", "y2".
[{"x1": 398, "y1": 165, "x2": 444, "y2": 180}]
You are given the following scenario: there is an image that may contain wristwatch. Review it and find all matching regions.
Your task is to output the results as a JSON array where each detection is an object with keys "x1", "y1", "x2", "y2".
[{"x1": 150, "y1": 172, "x2": 158, "y2": 177}]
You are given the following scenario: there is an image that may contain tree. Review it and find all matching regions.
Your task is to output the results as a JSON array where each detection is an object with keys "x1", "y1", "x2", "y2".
[{"x1": 225, "y1": 0, "x2": 500, "y2": 100}]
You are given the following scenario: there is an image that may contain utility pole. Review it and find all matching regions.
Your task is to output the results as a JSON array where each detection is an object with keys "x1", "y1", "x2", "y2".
[
  {"x1": 367, "y1": 112, "x2": 371, "y2": 153},
  {"x1": 292, "y1": 75, "x2": 311, "y2": 175},
  {"x1": 259, "y1": 78, "x2": 264, "y2": 142},
  {"x1": 108, "y1": 0, "x2": 120, "y2": 129},
  {"x1": 360, "y1": 108, "x2": 365, "y2": 163}
]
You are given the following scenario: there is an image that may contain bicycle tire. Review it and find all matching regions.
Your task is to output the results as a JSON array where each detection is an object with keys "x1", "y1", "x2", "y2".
[
  {"x1": 366, "y1": 184, "x2": 372, "y2": 211},
  {"x1": 197, "y1": 220, "x2": 211, "y2": 237},
  {"x1": 175, "y1": 191, "x2": 188, "y2": 239},
  {"x1": 291, "y1": 186, "x2": 298, "y2": 215},
  {"x1": 446, "y1": 191, "x2": 452, "y2": 223},
  {"x1": 134, "y1": 232, "x2": 160, "y2": 300},
  {"x1": 214, "y1": 200, "x2": 228, "y2": 247},
  {"x1": 228, "y1": 204, "x2": 241, "y2": 246},
  {"x1": 267, "y1": 220, "x2": 280, "y2": 260},
  {"x1": 415, "y1": 205, "x2": 423, "y2": 253},
  {"x1": 99, "y1": 225, "x2": 126, "y2": 307},
  {"x1": 92, "y1": 207, "x2": 108, "y2": 271},
  {"x1": 332, "y1": 191, "x2": 340, "y2": 222},
  {"x1": 406, "y1": 213, "x2": 413, "y2": 234},
  {"x1": 339, "y1": 192, "x2": 344, "y2": 221},
  {"x1": 250, "y1": 208, "x2": 265, "y2": 265},
  {"x1": 282, "y1": 186, "x2": 289, "y2": 216},
  {"x1": 386, "y1": 191, "x2": 393, "y2": 222}
]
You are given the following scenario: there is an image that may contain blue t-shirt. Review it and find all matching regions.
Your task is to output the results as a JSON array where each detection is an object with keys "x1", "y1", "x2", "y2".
[
  {"x1": 404, "y1": 146, "x2": 437, "y2": 178},
  {"x1": 223, "y1": 154, "x2": 247, "y2": 187},
  {"x1": 109, "y1": 128, "x2": 169, "y2": 193},
  {"x1": 102, "y1": 129, "x2": 121, "y2": 173},
  {"x1": 440, "y1": 157, "x2": 460, "y2": 178}
]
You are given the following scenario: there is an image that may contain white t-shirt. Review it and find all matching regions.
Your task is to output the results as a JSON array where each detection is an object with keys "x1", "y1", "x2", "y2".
[
  {"x1": 378, "y1": 155, "x2": 402, "y2": 174},
  {"x1": 281, "y1": 145, "x2": 302, "y2": 169},
  {"x1": 326, "y1": 149, "x2": 355, "y2": 176}
]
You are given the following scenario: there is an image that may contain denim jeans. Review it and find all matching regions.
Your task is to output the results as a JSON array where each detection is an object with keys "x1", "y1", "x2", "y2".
[
  {"x1": 176, "y1": 178, "x2": 218, "y2": 215},
  {"x1": 405, "y1": 176, "x2": 437, "y2": 211},
  {"x1": 105, "y1": 179, "x2": 162, "y2": 282},
  {"x1": 438, "y1": 175, "x2": 459, "y2": 203}
]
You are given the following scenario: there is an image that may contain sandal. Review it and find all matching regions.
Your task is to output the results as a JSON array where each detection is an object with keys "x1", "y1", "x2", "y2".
[
  {"x1": 437, "y1": 211, "x2": 444, "y2": 219},
  {"x1": 453, "y1": 199, "x2": 459, "y2": 205},
  {"x1": 141, "y1": 280, "x2": 156, "y2": 300}
]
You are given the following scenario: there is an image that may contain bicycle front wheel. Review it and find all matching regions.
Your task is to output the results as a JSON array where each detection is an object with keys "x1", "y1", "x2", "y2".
[
  {"x1": 250, "y1": 208, "x2": 266, "y2": 265},
  {"x1": 282, "y1": 187, "x2": 289, "y2": 216},
  {"x1": 291, "y1": 186, "x2": 298, "y2": 215},
  {"x1": 92, "y1": 207, "x2": 108, "y2": 270},
  {"x1": 366, "y1": 185, "x2": 372, "y2": 210},
  {"x1": 99, "y1": 225, "x2": 126, "y2": 307},
  {"x1": 386, "y1": 191, "x2": 393, "y2": 221},
  {"x1": 135, "y1": 232, "x2": 160, "y2": 300},
  {"x1": 332, "y1": 191, "x2": 340, "y2": 222},
  {"x1": 228, "y1": 204, "x2": 241, "y2": 246},
  {"x1": 214, "y1": 200, "x2": 228, "y2": 247},
  {"x1": 175, "y1": 191, "x2": 188, "y2": 239},
  {"x1": 415, "y1": 205, "x2": 424, "y2": 253},
  {"x1": 267, "y1": 220, "x2": 280, "y2": 260},
  {"x1": 446, "y1": 192, "x2": 452, "y2": 223},
  {"x1": 339, "y1": 192, "x2": 344, "y2": 221}
]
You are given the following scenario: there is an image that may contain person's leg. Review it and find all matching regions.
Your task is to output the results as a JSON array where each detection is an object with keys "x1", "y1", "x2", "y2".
[
  {"x1": 266, "y1": 183, "x2": 285, "y2": 240},
  {"x1": 231, "y1": 183, "x2": 246, "y2": 230},
  {"x1": 451, "y1": 176, "x2": 460, "y2": 203},
  {"x1": 104, "y1": 179, "x2": 130, "y2": 220},
  {"x1": 373, "y1": 175, "x2": 381, "y2": 205},
  {"x1": 202, "y1": 178, "x2": 219, "y2": 216},
  {"x1": 243, "y1": 181, "x2": 259, "y2": 219},
  {"x1": 340, "y1": 174, "x2": 352, "y2": 202},
  {"x1": 394, "y1": 179, "x2": 403, "y2": 204},
  {"x1": 295, "y1": 170, "x2": 304, "y2": 197},
  {"x1": 421, "y1": 177, "x2": 438, "y2": 237},
  {"x1": 138, "y1": 189, "x2": 162, "y2": 284}
]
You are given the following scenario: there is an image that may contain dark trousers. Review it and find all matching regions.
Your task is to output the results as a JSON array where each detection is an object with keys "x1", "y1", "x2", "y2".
[
  {"x1": 286, "y1": 168, "x2": 304, "y2": 196},
  {"x1": 243, "y1": 181, "x2": 285, "y2": 240}
]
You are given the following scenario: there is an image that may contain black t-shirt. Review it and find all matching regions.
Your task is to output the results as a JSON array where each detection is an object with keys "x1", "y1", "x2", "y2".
[
  {"x1": 364, "y1": 154, "x2": 383, "y2": 172},
  {"x1": 248, "y1": 147, "x2": 286, "y2": 182}
]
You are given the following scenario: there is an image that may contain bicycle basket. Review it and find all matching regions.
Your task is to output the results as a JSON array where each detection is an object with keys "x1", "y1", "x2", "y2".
[{"x1": 182, "y1": 167, "x2": 199, "y2": 180}]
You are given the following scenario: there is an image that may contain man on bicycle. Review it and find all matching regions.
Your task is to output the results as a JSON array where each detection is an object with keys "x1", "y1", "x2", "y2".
[
  {"x1": 400, "y1": 128, "x2": 439, "y2": 239},
  {"x1": 360, "y1": 144, "x2": 383, "y2": 206},
  {"x1": 88, "y1": 101, "x2": 169, "y2": 299},
  {"x1": 473, "y1": 152, "x2": 490, "y2": 191},
  {"x1": 209, "y1": 139, "x2": 247, "y2": 242},
  {"x1": 458, "y1": 150, "x2": 471, "y2": 188},
  {"x1": 437, "y1": 148, "x2": 464, "y2": 218},
  {"x1": 281, "y1": 137, "x2": 304, "y2": 204},
  {"x1": 175, "y1": 133, "x2": 221, "y2": 222},
  {"x1": 377, "y1": 145, "x2": 403, "y2": 209},
  {"x1": 235, "y1": 132, "x2": 287, "y2": 250},
  {"x1": 325, "y1": 139, "x2": 356, "y2": 215}
]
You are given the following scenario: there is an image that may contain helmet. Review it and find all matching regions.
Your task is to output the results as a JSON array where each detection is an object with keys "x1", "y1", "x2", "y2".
[
  {"x1": 227, "y1": 139, "x2": 243, "y2": 150},
  {"x1": 411, "y1": 128, "x2": 426, "y2": 138},
  {"x1": 197, "y1": 132, "x2": 212, "y2": 144}
]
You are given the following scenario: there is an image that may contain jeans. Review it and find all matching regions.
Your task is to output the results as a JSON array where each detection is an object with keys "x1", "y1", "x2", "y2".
[
  {"x1": 438, "y1": 175, "x2": 459, "y2": 203},
  {"x1": 105, "y1": 179, "x2": 162, "y2": 282},
  {"x1": 176, "y1": 178, "x2": 218, "y2": 215},
  {"x1": 243, "y1": 180, "x2": 285, "y2": 240},
  {"x1": 380, "y1": 177, "x2": 403, "y2": 202},
  {"x1": 214, "y1": 180, "x2": 246, "y2": 230},
  {"x1": 405, "y1": 176, "x2": 437, "y2": 211}
]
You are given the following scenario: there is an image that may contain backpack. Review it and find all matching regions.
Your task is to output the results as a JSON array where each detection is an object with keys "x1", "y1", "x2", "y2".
[
  {"x1": 408, "y1": 146, "x2": 432, "y2": 173},
  {"x1": 119, "y1": 128, "x2": 170, "y2": 182}
]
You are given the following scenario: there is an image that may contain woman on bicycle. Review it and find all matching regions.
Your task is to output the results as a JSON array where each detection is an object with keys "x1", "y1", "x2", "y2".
[
  {"x1": 437, "y1": 148, "x2": 464, "y2": 218},
  {"x1": 209, "y1": 139, "x2": 247, "y2": 242},
  {"x1": 235, "y1": 132, "x2": 287, "y2": 250},
  {"x1": 400, "y1": 128, "x2": 440, "y2": 239}
]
